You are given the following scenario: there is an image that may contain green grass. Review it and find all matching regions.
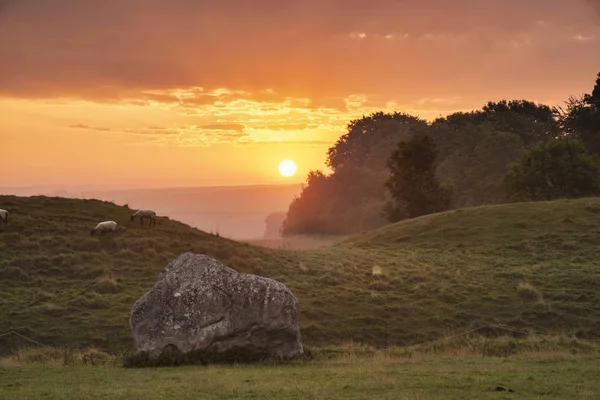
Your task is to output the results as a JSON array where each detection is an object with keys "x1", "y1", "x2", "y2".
[
  {"x1": 2, "y1": 195, "x2": 600, "y2": 354},
  {"x1": 1, "y1": 353, "x2": 600, "y2": 399}
]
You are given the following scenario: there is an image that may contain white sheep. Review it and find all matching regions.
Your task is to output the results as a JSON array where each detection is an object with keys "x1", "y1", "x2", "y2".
[
  {"x1": 130, "y1": 209, "x2": 157, "y2": 226},
  {"x1": 90, "y1": 221, "x2": 118, "y2": 236},
  {"x1": 0, "y1": 209, "x2": 8, "y2": 226}
]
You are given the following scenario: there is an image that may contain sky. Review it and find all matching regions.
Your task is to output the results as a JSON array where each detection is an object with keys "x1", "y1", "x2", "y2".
[{"x1": 1, "y1": 0, "x2": 600, "y2": 188}]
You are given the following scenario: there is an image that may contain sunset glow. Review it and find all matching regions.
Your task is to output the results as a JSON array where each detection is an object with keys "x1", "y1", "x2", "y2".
[{"x1": 1, "y1": 0, "x2": 599, "y2": 189}]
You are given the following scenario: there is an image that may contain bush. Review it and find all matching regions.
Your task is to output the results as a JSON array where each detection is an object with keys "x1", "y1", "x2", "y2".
[{"x1": 503, "y1": 138, "x2": 600, "y2": 201}]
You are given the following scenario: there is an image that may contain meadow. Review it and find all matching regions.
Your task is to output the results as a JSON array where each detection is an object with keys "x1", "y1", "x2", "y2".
[
  {"x1": 2, "y1": 195, "x2": 600, "y2": 398},
  {"x1": 241, "y1": 235, "x2": 349, "y2": 250},
  {"x1": 1, "y1": 346, "x2": 600, "y2": 399},
  {"x1": 2, "y1": 195, "x2": 600, "y2": 355}
]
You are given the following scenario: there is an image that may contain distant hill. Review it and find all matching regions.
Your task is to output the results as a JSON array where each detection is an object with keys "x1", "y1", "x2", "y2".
[
  {"x1": 1, "y1": 195, "x2": 600, "y2": 354},
  {"x1": 0, "y1": 184, "x2": 303, "y2": 239}
]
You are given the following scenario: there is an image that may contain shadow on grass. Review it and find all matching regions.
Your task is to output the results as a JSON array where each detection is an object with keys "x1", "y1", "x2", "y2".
[{"x1": 123, "y1": 345, "x2": 315, "y2": 368}]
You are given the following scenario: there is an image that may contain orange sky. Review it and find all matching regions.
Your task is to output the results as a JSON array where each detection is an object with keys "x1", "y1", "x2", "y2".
[{"x1": 1, "y1": 0, "x2": 600, "y2": 188}]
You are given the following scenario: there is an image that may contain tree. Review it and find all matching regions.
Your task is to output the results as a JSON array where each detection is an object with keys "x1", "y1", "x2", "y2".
[
  {"x1": 385, "y1": 132, "x2": 453, "y2": 221},
  {"x1": 280, "y1": 93, "x2": 578, "y2": 235},
  {"x1": 326, "y1": 112, "x2": 425, "y2": 172},
  {"x1": 482, "y1": 100, "x2": 559, "y2": 145},
  {"x1": 281, "y1": 170, "x2": 336, "y2": 235},
  {"x1": 264, "y1": 212, "x2": 286, "y2": 238},
  {"x1": 439, "y1": 100, "x2": 560, "y2": 146},
  {"x1": 558, "y1": 72, "x2": 600, "y2": 154},
  {"x1": 502, "y1": 138, "x2": 600, "y2": 201},
  {"x1": 431, "y1": 122, "x2": 526, "y2": 207},
  {"x1": 281, "y1": 113, "x2": 423, "y2": 235}
]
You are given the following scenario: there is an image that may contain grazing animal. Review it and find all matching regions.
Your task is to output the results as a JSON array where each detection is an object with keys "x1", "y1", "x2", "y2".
[
  {"x1": 0, "y1": 209, "x2": 8, "y2": 226},
  {"x1": 130, "y1": 209, "x2": 157, "y2": 226},
  {"x1": 91, "y1": 221, "x2": 118, "y2": 236}
]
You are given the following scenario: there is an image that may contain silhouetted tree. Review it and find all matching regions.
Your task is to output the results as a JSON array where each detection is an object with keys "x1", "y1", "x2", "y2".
[
  {"x1": 439, "y1": 100, "x2": 560, "y2": 146},
  {"x1": 430, "y1": 122, "x2": 526, "y2": 206},
  {"x1": 264, "y1": 212, "x2": 286, "y2": 238},
  {"x1": 281, "y1": 170, "x2": 337, "y2": 235},
  {"x1": 385, "y1": 132, "x2": 453, "y2": 221},
  {"x1": 281, "y1": 92, "x2": 581, "y2": 235},
  {"x1": 558, "y1": 72, "x2": 600, "y2": 154},
  {"x1": 282, "y1": 113, "x2": 423, "y2": 235},
  {"x1": 502, "y1": 138, "x2": 600, "y2": 201},
  {"x1": 327, "y1": 112, "x2": 426, "y2": 172}
]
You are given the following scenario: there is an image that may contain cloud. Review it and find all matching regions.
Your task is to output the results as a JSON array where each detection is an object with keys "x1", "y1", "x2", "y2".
[
  {"x1": 69, "y1": 124, "x2": 181, "y2": 135},
  {"x1": 69, "y1": 123, "x2": 112, "y2": 132},
  {"x1": 198, "y1": 123, "x2": 246, "y2": 132},
  {"x1": 63, "y1": 87, "x2": 476, "y2": 148},
  {"x1": 68, "y1": 121, "x2": 257, "y2": 146},
  {"x1": 236, "y1": 140, "x2": 333, "y2": 147},
  {"x1": 0, "y1": 0, "x2": 598, "y2": 108},
  {"x1": 572, "y1": 34, "x2": 594, "y2": 41}
]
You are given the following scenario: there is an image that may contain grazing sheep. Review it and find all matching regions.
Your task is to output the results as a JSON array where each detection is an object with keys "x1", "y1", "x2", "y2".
[
  {"x1": 130, "y1": 209, "x2": 157, "y2": 226},
  {"x1": 0, "y1": 209, "x2": 8, "y2": 226},
  {"x1": 91, "y1": 221, "x2": 118, "y2": 236}
]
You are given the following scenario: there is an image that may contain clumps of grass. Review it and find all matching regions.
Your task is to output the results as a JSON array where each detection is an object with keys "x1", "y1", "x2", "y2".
[
  {"x1": 561, "y1": 240, "x2": 578, "y2": 250},
  {"x1": 533, "y1": 299, "x2": 550, "y2": 311},
  {"x1": 39, "y1": 302, "x2": 66, "y2": 316},
  {"x1": 224, "y1": 254, "x2": 264, "y2": 274},
  {"x1": 322, "y1": 335, "x2": 600, "y2": 360},
  {"x1": 73, "y1": 264, "x2": 106, "y2": 280},
  {"x1": 72, "y1": 292, "x2": 110, "y2": 309},
  {"x1": 115, "y1": 249, "x2": 138, "y2": 259},
  {"x1": 93, "y1": 274, "x2": 122, "y2": 294},
  {"x1": 300, "y1": 344, "x2": 375, "y2": 360},
  {"x1": 517, "y1": 281, "x2": 542, "y2": 301},
  {"x1": 369, "y1": 281, "x2": 390, "y2": 291},
  {"x1": 0, "y1": 266, "x2": 30, "y2": 281},
  {"x1": 1, "y1": 347, "x2": 117, "y2": 366}
]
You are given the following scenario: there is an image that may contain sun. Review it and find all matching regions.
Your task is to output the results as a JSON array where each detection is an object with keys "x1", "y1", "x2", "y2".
[{"x1": 278, "y1": 159, "x2": 297, "y2": 177}]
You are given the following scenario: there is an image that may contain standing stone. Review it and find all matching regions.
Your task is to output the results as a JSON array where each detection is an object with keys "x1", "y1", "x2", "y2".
[{"x1": 130, "y1": 252, "x2": 303, "y2": 359}]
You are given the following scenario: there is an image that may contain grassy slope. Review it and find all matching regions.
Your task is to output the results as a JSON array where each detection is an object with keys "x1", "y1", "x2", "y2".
[{"x1": 1, "y1": 195, "x2": 600, "y2": 353}]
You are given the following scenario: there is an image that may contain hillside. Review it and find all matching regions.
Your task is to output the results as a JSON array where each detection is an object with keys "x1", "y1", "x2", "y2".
[
  {"x1": 0, "y1": 184, "x2": 303, "y2": 239},
  {"x1": 1, "y1": 195, "x2": 600, "y2": 354}
]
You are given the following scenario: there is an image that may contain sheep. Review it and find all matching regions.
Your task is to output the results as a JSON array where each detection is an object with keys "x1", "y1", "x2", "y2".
[
  {"x1": 0, "y1": 209, "x2": 8, "y2": 226},
  {"x1": 90, "y1": 221, "x2": 118, "y2": 236},
  {"x1": 130, "y1": 209, "x2": 157, "y2": 226}
]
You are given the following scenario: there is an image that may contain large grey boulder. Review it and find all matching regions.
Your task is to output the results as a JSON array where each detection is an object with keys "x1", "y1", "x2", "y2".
[{"x1": 130, "y1": 252, "x2": 303, "y2": 359}]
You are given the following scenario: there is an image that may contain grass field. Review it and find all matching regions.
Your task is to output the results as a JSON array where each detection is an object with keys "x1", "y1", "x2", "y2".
[
  {"x1": 2, "y1": 195, "x2": 600, "y2": 355},
  {"x1": 241, "y1": 235, "x2": 349, "y2": 250},
  {"x1": 2, "y1": 352, "x2": 599, "y2": 399}
]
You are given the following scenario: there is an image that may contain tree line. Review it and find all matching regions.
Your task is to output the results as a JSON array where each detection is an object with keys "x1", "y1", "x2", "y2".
[{"x1": 279, "y1": 71, "x2": 600, "y2": 236}]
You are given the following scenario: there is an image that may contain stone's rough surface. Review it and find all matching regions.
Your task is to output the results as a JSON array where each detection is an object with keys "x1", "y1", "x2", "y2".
[{"x1": 130, "y1": 252, "x2": 303, "y2": 358}]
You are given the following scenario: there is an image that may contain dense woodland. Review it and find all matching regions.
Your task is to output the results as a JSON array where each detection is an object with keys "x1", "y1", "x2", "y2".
[{"x1": 281, "y1": 71, "x2": 600, "y2": 236}]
